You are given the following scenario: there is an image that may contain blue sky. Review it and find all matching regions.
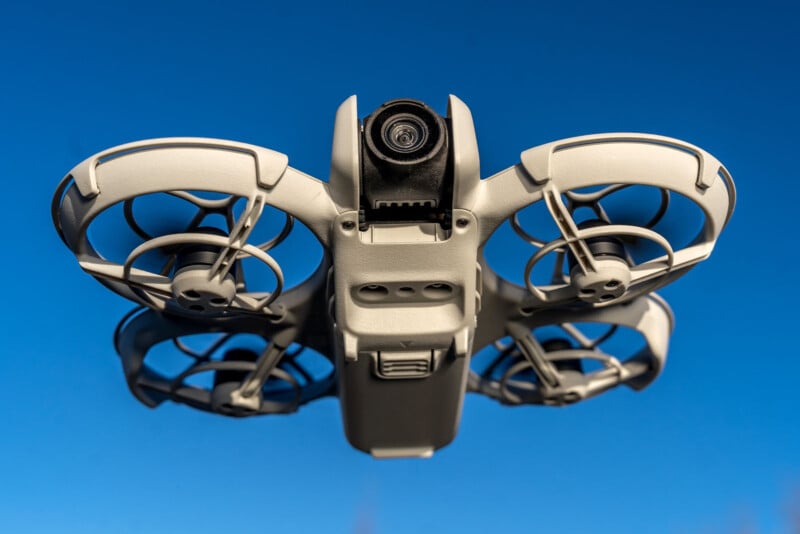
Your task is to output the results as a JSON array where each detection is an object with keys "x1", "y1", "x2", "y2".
[{"x1": 1, "y1": 1, "x2": 798, "y2": 532}]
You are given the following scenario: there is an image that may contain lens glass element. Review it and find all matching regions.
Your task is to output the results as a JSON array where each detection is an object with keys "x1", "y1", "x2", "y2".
[
  {"x1": 364, "y1": 100, "x2": 445, "y2": 163},
  {"x1": 381, "y1": 115, "x2": 427, "y2": 154}
]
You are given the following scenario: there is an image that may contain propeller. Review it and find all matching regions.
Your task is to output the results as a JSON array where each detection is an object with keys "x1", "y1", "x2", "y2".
[
  {"x1": 52, "y1": 138, "x2": 337, "y2": 319},
  {"x1": 114, "y1": 307, "x2": 335, "y2": 416},
  {"x1": 478, "y1": 133, "x2": 736, "y2": 310},
  {"x1": 470, "y1": 293, "x2": 674, "y2": 406}
]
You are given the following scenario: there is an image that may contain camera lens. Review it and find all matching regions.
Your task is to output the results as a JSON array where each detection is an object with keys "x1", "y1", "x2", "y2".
[
  {"x1": 364, "y1": 99, "x2": 445, "y2": 164},
  {"x1": 382, "y1": 115, "x2": 427, "y2": 154}
]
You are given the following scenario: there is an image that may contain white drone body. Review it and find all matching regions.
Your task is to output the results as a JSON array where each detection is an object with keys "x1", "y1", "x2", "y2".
[{"x1": 52, "y1": 96, "x2": 735, "y2": 458}]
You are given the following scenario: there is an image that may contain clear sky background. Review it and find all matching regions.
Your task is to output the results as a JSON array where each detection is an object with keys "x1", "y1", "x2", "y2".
[{"x1": 1, "y1": 1, "x2": 798, "y2": 532}]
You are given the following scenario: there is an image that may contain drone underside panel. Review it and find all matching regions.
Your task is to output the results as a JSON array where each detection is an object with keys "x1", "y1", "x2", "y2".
[{"x1": 52, "y1": 96, "x2": 735, "y2": 457}]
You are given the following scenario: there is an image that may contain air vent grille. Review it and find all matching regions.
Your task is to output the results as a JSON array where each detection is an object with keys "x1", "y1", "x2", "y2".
[{"x1": 375, "y1": 199, "x2": 437, "y2": 208}]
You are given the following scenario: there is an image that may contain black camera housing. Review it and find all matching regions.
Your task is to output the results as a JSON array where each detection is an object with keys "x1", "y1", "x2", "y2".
[{"x1": 359, "y1": 99, "x2": 452, "y2": 228}]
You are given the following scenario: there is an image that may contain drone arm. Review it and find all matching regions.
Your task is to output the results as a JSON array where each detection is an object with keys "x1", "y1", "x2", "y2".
[
  {"x1": 472, "y1": 164, "x2": 545, "y2": 243},
  {"x1": 266, "y1": 166, "x2": 340, "y2": 244}
]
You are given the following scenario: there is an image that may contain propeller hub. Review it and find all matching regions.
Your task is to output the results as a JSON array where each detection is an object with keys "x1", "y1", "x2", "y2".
[
  {"x1": 172, "y1": 266, "x2": 236, "y2": 313},
  {"x1": 567, "y1": 219, "x2": 632, "y2": 304},
  {"x1": 570, "y1": 257, "x2": 631, "y2": 304},
  {"x1": 210, "y1": 382, "x2": 262, "y2": 415}
]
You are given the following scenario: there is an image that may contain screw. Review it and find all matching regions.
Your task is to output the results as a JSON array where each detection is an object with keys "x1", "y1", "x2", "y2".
[
  {"x1": 456, "y1": 218, "x2": 469, "y2": 228},
  {"x1": 342, "y1": 221, "x2": 356, "y2": 230}
]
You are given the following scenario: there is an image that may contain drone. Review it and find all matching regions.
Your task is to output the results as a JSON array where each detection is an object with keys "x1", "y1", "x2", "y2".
[{"x1": 52, "y1": 96, "x2": 735, "y2": 458}]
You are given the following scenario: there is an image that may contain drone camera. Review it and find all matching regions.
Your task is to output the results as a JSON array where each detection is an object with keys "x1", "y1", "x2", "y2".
[{"x1": 360, "y1": 99, "x2": 451, "y2": 226}]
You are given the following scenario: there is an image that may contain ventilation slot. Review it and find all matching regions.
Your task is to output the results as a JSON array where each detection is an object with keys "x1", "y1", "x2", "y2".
[{"x1": 375, "y1": 199, "x2": 437, "y2": 208}]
